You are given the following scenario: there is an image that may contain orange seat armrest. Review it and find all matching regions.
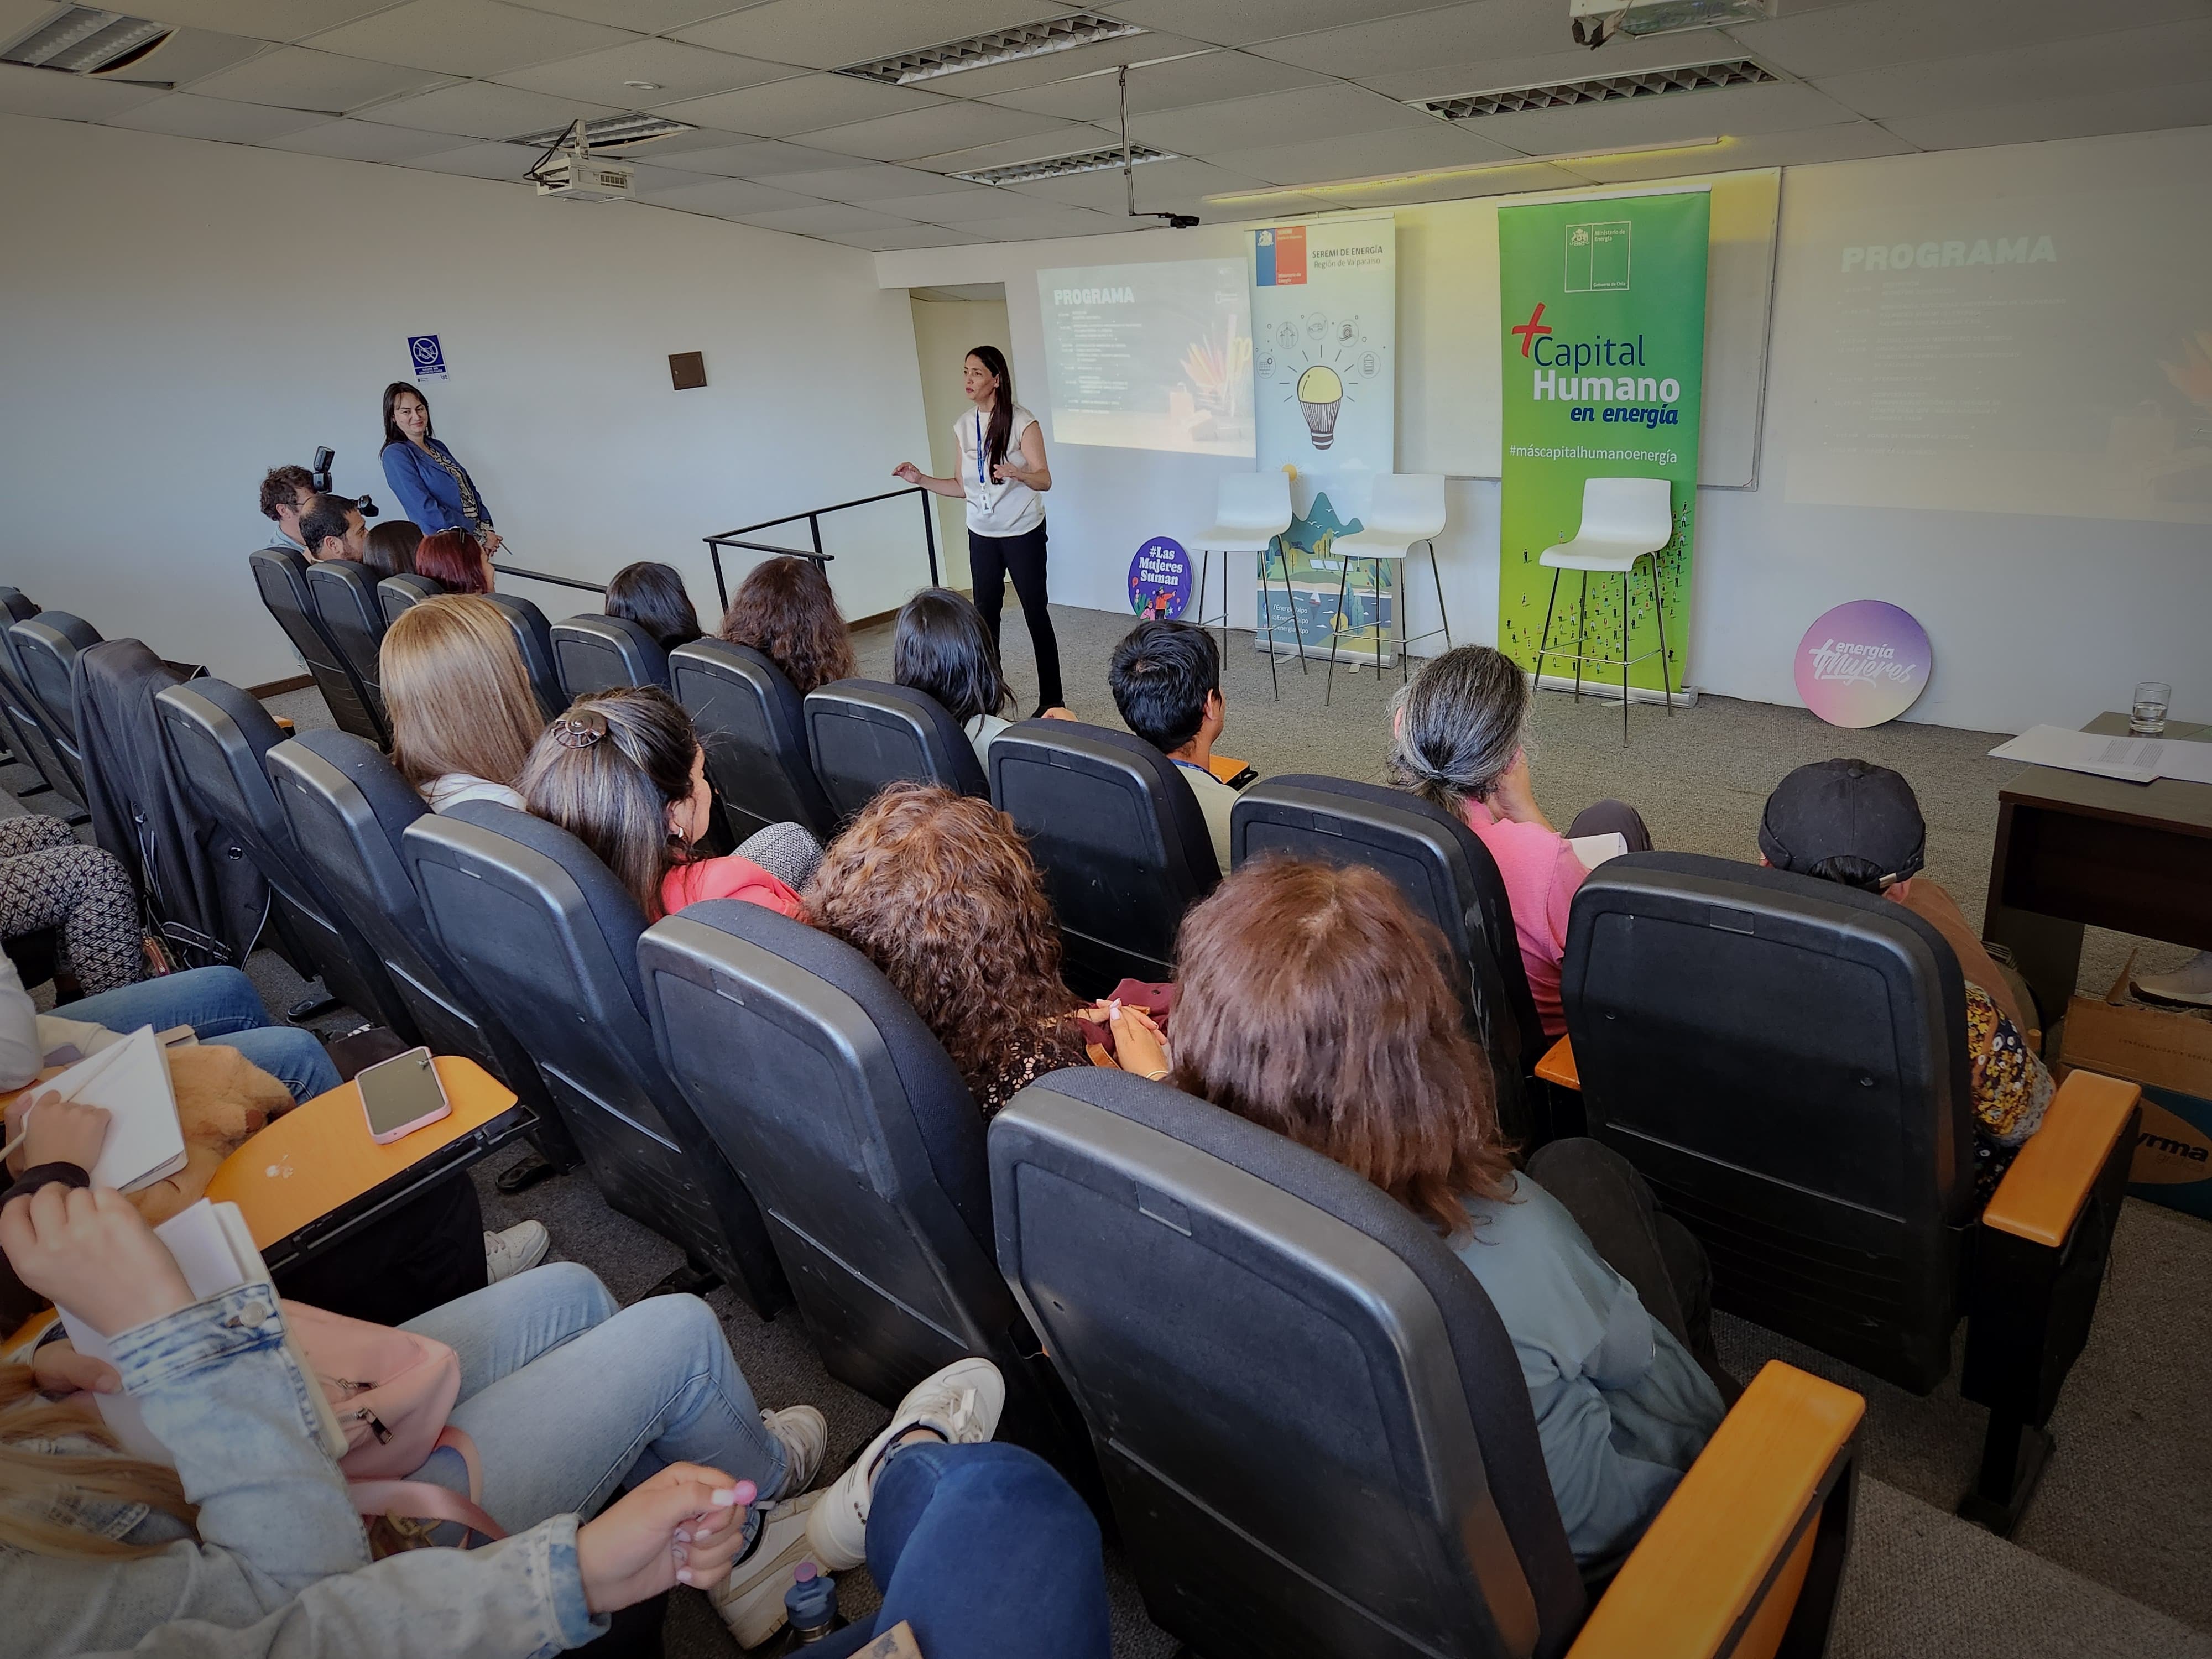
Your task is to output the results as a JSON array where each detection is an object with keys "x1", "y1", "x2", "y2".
[
  {"x1": 1536, "y1": 1034, "x2": 1580, "y2": 1091},
  {"x1": 1981, "y1": 1069, "x2": 2140, "y2": 1248}
]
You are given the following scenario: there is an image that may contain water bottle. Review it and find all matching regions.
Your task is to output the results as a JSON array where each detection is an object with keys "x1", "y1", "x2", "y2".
[{"x1": 785, "y1": 1561, "x2": 841, "y2": 1645}]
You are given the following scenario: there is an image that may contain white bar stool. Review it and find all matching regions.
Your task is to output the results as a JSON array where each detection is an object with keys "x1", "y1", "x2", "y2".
[
  {"x1": 1533, "y1": 475, "x2": 1677, "y2": 742},
  {"x1": 1191, "y1": 471, "x2": 1300, "y2": 700},
  {"x1": 1321, "y1": 473, "x2": 1451, "y2": 706}
]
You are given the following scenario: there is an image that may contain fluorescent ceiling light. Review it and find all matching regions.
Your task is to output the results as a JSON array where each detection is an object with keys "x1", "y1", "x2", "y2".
[
  {"x1": 951, "y1": 142, "x2": 1176, "y2": 186},
  {"x1": 1, "y1": 6, "x2": 170, "y2": 75},
  {"x1": 1203, "y1": 137, "x2": 1732, "y2": 205},
  {"x1": 1415, "y1": 59, "x2": 1775, "y2": 121},
  {"x1": 839, "y1": 12, "x2": 1146, "y2": 87},
  {"x1": 510, "y1": 112, "x2": 698, "y2": 149}
]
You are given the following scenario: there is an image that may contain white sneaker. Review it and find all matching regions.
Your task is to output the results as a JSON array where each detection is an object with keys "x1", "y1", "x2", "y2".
[
  {"x1": 483, "y1": 1222, "x2": 550, "y2": 1284},
  {"x1": 804, "y1": 1358, "x2": 1005, "y2": 1572},
  {"x1": 2135, "y1": 950, "x2": 2212, "y2": 1007},
  {"x1": 711, "y1": 1489, "x2": 826, "y2": 1648},
  {"x1": 763, "y1": 1404, "x2": 827, "y2": 1496}
]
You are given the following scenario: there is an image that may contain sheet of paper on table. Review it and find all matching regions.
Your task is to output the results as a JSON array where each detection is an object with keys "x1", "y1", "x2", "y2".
[{"x1": 1989, "y1": 725, "x2": 2212, "y2": 786}]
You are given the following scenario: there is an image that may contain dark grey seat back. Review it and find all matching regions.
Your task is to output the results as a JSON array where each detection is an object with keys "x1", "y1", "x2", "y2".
[
  {"x1": 304, "y1": 561, "x2": 389, "y2": 729},
  {"x1": 1232, "y1": 776, "x2": 1552, "y2": 1144},
  {"x1": 377, "y1": 573, "x2": 442, "y2": 630},
  {"x1": 804, "y1": 679, "x2": 987, "y2": 823},
  {"x1": 988, "y1": 721, "x2": 1219, "y2": 998},
  {"x1": 552, "y1": 614, "x2": 669, "y2": 701},
  {"x1": 990, "y1": 1067, "x2": 1586, "y2": 1659},
  {"x1": 401, "y1": 802, "x2": 789, "y2": 1317},
  {"x1": 669, "y1": 640, "x2": 837, "y2": 842},
  {"x1": 0, "y1": 604, "x2": 82, "y2": 807},
  {"x1": 11, "y1": 613, "x2": 102, "y2": 796},
  {"x1": 484, "y1": 593, "x2": 566, "y2": 719},
  {"x1": 1562, "y1": 852, "x2": 1976, "y2": 1392},
  {"x1": 248, "y1": 549, "x2": 384, "y2": 744},
  {"x1": 0, "y1": 588, "x2": 36, "y2": 624}
]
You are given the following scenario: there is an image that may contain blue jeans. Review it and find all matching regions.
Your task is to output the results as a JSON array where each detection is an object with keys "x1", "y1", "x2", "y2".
[
  {"x1": 815, "y1": 1442, "x2": 1110, "y2": 1659},
  {"x1": 65, "y1": 965, "x2": 341, "y2": 1103},
  {"x1": 399, "y1": 1263, "x2": 790, "y2": 1535}
]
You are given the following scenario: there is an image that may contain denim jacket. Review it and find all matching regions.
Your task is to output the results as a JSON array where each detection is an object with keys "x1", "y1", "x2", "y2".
[{"x1": 5, "y1": 1286, "x2": 604, "y2": 1659}]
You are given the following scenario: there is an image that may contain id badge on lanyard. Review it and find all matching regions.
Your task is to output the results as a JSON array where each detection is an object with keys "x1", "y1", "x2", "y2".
[{"x1": 975, "y1": 413, "x2": 1008, "y2": 503}]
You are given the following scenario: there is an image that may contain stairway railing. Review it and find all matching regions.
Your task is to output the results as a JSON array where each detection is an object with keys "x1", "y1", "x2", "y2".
[{"x1": 702, "y1": 486, "x2": 939, "y2": 612}]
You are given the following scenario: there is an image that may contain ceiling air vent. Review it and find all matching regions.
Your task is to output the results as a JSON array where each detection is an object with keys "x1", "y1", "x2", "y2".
[
  {"x1": 951, "y1": 142, "x2": 1175, "y2": 186},
  {"x1": 839, "y1": 12, "x2": 1146, "y2": 87},
  {"x1": 1, "y1": 6, "x2": 172, "y2": 75},
  {"x1": 1416, "y1": 57, "x2": 1776, "y2": 120},
  {"x1": 510, "y1": 112, "x2": 699, "y2": 150}
]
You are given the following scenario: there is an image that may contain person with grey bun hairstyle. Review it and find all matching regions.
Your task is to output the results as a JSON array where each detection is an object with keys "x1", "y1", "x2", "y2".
[{"x1": 1386, "y1": 645, "x2": 1651, "y2": 1038}]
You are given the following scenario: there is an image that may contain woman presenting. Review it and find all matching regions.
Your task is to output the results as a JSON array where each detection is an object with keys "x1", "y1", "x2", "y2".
[
  {"x1": 380, "y1": 381, "x2": 504, "y2": 557},
  {"x1": 894, "y1": 346, "x2": 1062, "y2": 715}
]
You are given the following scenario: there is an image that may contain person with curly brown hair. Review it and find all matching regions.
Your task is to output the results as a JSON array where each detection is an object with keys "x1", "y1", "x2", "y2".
[
  {"x1": 804, "y1": 783, "x2": 1148, "y2": 1118},
  {"x1": 716, "y1": 557, "x2": 855, "y2": 697}
]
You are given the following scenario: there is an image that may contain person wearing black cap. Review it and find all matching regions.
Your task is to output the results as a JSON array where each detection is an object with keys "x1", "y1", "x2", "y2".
[{"x1": 1759, "y1": 759, "x2": 2054, "y2": 1199}]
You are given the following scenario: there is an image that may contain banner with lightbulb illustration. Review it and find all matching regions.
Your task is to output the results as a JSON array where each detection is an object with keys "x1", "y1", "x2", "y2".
[
  {"x1": 1496, "y1": 189, "x2": 1709, "y2": 697},
  {"x1": 1250, "y1": 217, "x2": 1396, "y2": 661}
]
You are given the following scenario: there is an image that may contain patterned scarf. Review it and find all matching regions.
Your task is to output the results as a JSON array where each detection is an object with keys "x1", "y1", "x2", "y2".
[{"x1": 424, "y1": 441, "x2": 483, "y2": 531}]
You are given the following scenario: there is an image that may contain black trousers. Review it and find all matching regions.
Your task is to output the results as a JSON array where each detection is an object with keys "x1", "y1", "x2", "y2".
[{"x1": 969, "y1": 524, "x2": 1063, "y2": 712}]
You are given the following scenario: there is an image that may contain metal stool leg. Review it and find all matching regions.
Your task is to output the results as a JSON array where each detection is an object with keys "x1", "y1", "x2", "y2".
[
  {"x1": 1323, "y1": 554, "x2": 1353, "y2": 707},
  {"x1": 1619, "y1": 568, "x2": 1631, "y2": 743},
  {"x1": 1534, "y1": 567, "x2": 1562, "y2": 685},
  {"x1": 1372, "y1": 557, "x2": 1385, "y2": 681},
  {"x1": 1267, "y1": 535, "x2": 1307, "y2": 678},
  {"x1": 1646, "y1": 552, "x2": 1675, "y2": 715},
  {"x1": 1427, "y1": 539, "x2": 1451, "y2": 651},
  {"x1": 1257, "y1": 547, "x2": 1279, "y2": 700},
  {"x1": 1572, "y1": 571, "x2": 1588, "y2": 703},
  {"x1": 1197, "y1": 547, "x2": 1212, "y2": 633}
]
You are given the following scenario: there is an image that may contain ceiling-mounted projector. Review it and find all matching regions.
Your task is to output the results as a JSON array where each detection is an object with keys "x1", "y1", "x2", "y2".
[
  {"x1": 525, "y1": 118, "x2": 635, "y2": 201},
  {"x1": 1571, "y1": 0, "x2": 1772, "y2": 47}
]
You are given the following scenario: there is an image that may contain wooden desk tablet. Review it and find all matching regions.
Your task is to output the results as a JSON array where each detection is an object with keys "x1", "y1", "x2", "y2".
[{"x1": 205, "y1": 1055, "x2": 531, "y2": 1271}]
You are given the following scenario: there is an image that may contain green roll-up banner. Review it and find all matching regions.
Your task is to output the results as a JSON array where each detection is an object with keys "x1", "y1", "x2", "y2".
[{"x1": 1496, "y1": 189, "x2": 1709, "y2": 694}]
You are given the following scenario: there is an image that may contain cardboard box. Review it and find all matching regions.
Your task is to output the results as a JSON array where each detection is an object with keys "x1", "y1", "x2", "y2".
[{"x1": 2059, "y1": 956, "x2": 2212, "y2": 1219}]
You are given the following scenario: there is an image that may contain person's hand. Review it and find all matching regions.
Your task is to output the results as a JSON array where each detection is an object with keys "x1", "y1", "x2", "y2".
[
  {"x1": 893, "y1": 462, "x2": 923, "y2": 485},
  {"x1": 1490, "y1": 748, "x2": 1551, "y2": 830},
  {"x1": 575, "y1": 1466, "x2": 754, "y2": 1614},
  {"x1": 7, "y1": 1092, "x2": 110, "y2": 1177},
  {"x1": 1040, "y1": 706, "x2": 1077, "y2": 722},
  {"x1": 480, "y1": 529, "x2": 505, "y2": 556},
  {"x1": 1104, "y1": 1002, "x2": 1171, "y2": 1081},
  {"x1": 32, "y1": 1337, "x2": 119, "y2": 1396},
  {"x1": 0, "y1": 1183, "x2": 193, "y2": 1337}
]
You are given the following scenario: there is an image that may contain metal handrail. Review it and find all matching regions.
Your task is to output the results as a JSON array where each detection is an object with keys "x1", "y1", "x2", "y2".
[
  {"x1": 702, "y1": 485, "x2": 939, "y2": 612},
  {"x1": 489, "y1": 561, "x2": 607, "y2": 596}
]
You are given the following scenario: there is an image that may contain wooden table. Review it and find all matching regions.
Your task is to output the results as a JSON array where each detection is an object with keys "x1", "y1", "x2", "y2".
[{"x1": 1983, "y1": 712, "x2": 2212, "y2": 1021}]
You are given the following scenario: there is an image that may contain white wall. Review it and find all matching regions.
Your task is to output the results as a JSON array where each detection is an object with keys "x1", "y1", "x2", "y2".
[
  {"x1": 879, "y1": 129, "x2": 2212, "y2": 734},
  {"x1": 907, "y1": 294, "x2": 1013, "y2": 596},
  {"x1": 0, "y1": 113, "x2": 935, "y2": 686}
]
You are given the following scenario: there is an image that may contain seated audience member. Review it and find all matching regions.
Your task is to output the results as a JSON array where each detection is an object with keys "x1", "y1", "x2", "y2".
[
  {"x1": 519, "y1": 686, "x2": 814, "y2": 921},
  {"x1": 1760, "y1": 759, "x2": 2054, "y2": 1198},
  {"x1": 413, "y1": 528, "x2": 494, "y2": 595},
  {"x1": 806, "y1": 783, "x2": 1156, "y2": 1117},
  {"x1": 0, "y1": 815, "x2": 147, "y2": 998},
  {"x1": 1168, "y1": 857, "x2": 1727, "y2": 1570},
  {"x1": 894, "y1": 588, "x2": 1014, "y2": 764},
  {"x1": 257, "y1": 465, "x2": 316, "y2": 554},
  {"x1": 717, "y1": 555, "x2": 855, "y2": 696},
  {"x1": 604, "y1": 561, "x2": 702, "y2": 652},
  {"x1": 1108, "y1": 618, "x2": 1245, "y2": 870},
  {"x1": 1389, "y1": 646, "x2": 1652, "y2": 1037},
  {"x1": 0, "y1": 1180, "x2": 1005, "y2": 1650},
  {"x1": 383, "y1": 596, "x2": 543, "y2": 812},
  {"x1": 298, "y1": 493, "x2": 367, "y2": 565},
  {"x1": 359, "y1": 519, "x2": 421, "y2": 583}
]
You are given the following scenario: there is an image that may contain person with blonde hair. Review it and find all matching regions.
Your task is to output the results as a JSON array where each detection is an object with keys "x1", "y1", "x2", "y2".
[{"x1": 380, "y1": 596, "x2": 545, "y2": 813}]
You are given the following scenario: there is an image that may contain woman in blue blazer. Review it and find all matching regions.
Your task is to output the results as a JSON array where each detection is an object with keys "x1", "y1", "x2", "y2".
[{"x1": 379, "y1": 382, "x2": 502, "y2": 555}]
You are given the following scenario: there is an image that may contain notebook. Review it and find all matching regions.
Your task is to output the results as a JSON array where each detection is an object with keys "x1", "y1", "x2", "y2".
[
  {"x1": 1569, "y1": 832, "x2": 1630, "y2": 872},
  {"x1": 55, "y1": 1198, "x2": 346, "y2": 1465},
  {"x1": 37, "y1": 1025, "x2": 186, "y2": 1193}
]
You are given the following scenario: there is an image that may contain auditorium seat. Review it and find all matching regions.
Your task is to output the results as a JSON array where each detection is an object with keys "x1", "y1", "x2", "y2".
[
  {"x1": 1231, "y1": 776, "x2": 1556, "y2": 1145},
  {"x1": 247, "y1": 548, "x2": 385, "y2": 745},
  {"x1": 990, "y1": 1066, "x2": 1864, "y2": 1659},
  {"x1": 403, "y1": 801, "x2": 790, "y2": 1317},
  {"x1": 669, "y1": 639, "x2": 837, "y2": 842},
  {"x1": 640, "y1": 900, "x2": 1086, "y2": 1473},
  {"x1": 0, "y1": 596, "x2": 84, "y2": 812},
  {"x1": 485, "y1": 593, "x2": 566, "y2": 720},
  {"x1": 377, "y1": 572, "x2": 442, "y2": 630},
  {"x1": 303, "y1": 560, "x2": 389, "y2": 727},
  {"x1": 987, "y1": 719, "x2": 1218, "y2": 998},
  {"x1": 267, "y1": 729, "x2": 581, "y2": 1175},
  {"x1": 804, "y1": 679, "x2": 987, "y2": 824},
  {"x1": 551, "y1": 614, "x2": 669, "y2": 700},
  {"x1": 154, "y1": 679, "x2": 414, "y2": 1031},
  {"x1": 1554, "y1": 852, "x2": 2141, "y2": 1532},
  {"x1": 9, "y1": 612, "x2": 103, "y2": 803}
]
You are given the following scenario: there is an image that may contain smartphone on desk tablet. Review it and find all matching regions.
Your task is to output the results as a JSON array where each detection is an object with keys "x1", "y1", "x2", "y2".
[{"x1": 358, "y1": 1047, "x2": 451, "y2": 1145}]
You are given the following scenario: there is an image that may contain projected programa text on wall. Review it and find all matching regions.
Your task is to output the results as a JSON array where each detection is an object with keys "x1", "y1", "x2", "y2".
[
  {"x1": 1037, "y1": 259, "x2": 1253, "y2": 456},
  {"x1": 1774, "y1": 128, "x2": 2212, "y2": 525}
]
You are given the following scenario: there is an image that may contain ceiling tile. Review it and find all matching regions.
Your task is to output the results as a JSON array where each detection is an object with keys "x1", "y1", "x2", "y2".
[
  {"x1": 966, "y1": 207, "x2": 1130, "y2": 239},
  {"x1": 127, "y1": 0, "x2": 398, "y2": 42},
  {"x1": 1131, "y1": 82, "x2": 1436, "y2": 153},
  {"x1": 507, "y1": 0, "x2": 745, "y2": 29},
  {"x1": 764, "y1": 163, "x2": 963, "y2": 201},
  {"x1": 110, "y1": 92, "x2": 335, "y2": 141},
  {"x1": 633, "y1": 176, "x2": 826, "y2": 215},
  {"x1": 1099, "y1": 0, "x2": 1463, "y2": 50},
  {"x1": 401, "y1": 139, "x2": 548, "y2": 179},
  {"x1": 1812, "y1": 19, "x2": 2212, "y2": 121},
  {"x1": 357, "y1": 80, "x2": 622, "y2": 139},
  {"x1": 1248, "y1": 1, "x2": 1575, "y2": 77},
  {"x1": 735, "y1": 201, "x2": 921, "y2": 234},
  {"x1": 0, "y1": 0, "x2": 44, "y2": 35},
  {"x1": 909, "y1": 122, "x2": 1118, "y2": 174},
  {"x1": 912, "y1": 30, "x2": 1215, "y2": 99},
  {"x1": 1297, "y1": 159, "x2": 1589, "y2": 208},
  {"x1": 264, "y1": 117, "x2": 477, "y2": 160},
  {"x1": 1732, "y1": 0, "x2": 2210, "y2": 82},
  {"x1": 182, "y1": 46, "x2": 451, "y2": 112},
  {"x1": 1464, "y1": 79, "x2": 1858, "y2": 154},
  {"x1": 654, "y1": 74, "x2": 938, "y2": 137},
  {"x1": 676, "y1": 1, "x2": 1085, "y2": 72},
  {"x1": 1362, "y1": 33, "x2": 1762, "y2": 103},
  {"x1": 640, "y1": 138, "x2": 861, "y2": 175},
  {"x1": 121, "y1": 27, "x2": 270, "y2": 88},
  {"x1": 984, "y1": 48, "x2": 1325, "y2": 119},
  {"x1": 306, "y1": 0, "x2": 639, "y2": 77},
  {"x1": 1210, "y1": 120, "x2": 1525, "y2": 185},
  {"x1": 1881, "y1": 79, "x2": 2212, "y2": 152},
  {"x1": 797, "y1": 101, "x2": 1068, "y2": 162},
  {"x1": 497, "y1": 38, "x2": 789, "y2": 103},
  {"x1": 0, "y1": 60, "x2": 170, "y2": 119},
  {"x1": 998, "y1": 155, "x2": 1265, "y2": 209},
  {"x1": 822, "y1": 223, "x2": 980, "y2": 249},
  {"x1": 895, "y1": 186, "x2": 1051, "y2": 222}
]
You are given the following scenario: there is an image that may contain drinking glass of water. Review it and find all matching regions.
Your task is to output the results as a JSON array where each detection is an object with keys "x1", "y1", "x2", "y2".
[{"x1": 2131, "y1": 681, "x2": 2172, "y2": 736}]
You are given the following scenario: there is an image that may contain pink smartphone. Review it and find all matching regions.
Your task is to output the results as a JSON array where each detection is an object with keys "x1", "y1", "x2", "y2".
[{"x1": 358, "y1": 1047, "x2": 452, "y2": 1145}]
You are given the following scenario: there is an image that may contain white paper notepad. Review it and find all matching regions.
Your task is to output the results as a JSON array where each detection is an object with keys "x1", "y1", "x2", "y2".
[{"x1": 38, "y1": 1025, "x2": 185, "y2": 1193}]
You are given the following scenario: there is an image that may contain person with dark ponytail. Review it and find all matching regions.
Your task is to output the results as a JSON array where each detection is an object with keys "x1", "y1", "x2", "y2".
[{"x1": 893, "y1": 346, "x2": 1063, "y2": 716}]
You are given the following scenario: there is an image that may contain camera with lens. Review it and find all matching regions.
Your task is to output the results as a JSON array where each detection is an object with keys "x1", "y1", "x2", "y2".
[{"x1": 311, "y1": 446, "x2": 379, "y2": 518}]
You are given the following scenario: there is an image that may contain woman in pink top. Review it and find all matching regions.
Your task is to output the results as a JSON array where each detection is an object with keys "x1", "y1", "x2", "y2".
[
  {"x1": 518, "y1": 685, "x2": 813, "y2": 924},
  {"x1": 1389, "y1": 647, "x2": 1650, "y2": 1037}
]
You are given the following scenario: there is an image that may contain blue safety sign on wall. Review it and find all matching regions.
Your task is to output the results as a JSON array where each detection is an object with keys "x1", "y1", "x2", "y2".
[{"x1": 408, "y1": 335, "x2": 448, "y2": 379}]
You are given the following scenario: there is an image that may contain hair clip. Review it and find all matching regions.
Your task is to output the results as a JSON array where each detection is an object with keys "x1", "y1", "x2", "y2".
[{"x1": 552, "y1": 711, "x2": 608, "y2": 750}]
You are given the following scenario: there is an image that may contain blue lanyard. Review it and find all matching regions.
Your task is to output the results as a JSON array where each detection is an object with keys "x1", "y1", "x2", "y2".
[{"x1": 974, "y1": 411, "x2": 987, "y2": 486}]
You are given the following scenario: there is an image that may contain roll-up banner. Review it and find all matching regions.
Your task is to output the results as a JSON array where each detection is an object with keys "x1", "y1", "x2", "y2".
[
  {"x1": 1250, "y1": 217, "x2": 1396, "y2": 662},
  {"x1": 1496, "y1": 189, "x2": 1709, "y2": 697}
]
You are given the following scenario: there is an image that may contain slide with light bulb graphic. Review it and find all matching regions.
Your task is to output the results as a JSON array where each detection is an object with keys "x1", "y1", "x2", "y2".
[{"x1": 1258, "y1": 311, "x2": 1383, "y2": 453}]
